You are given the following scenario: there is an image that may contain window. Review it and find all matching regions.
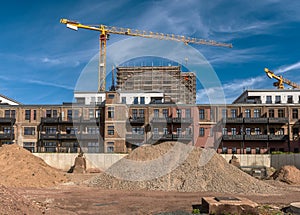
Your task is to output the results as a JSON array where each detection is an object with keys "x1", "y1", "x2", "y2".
[
  {"x1": 287, "y1": 95, "x2": 293, "y2": 103},
  {"x1": 67, "y1": 109, "x2": 72, "y2": 120},
  {"x1": 176, "y1": 109, "x2": 182, "y2": 118},
  {"x1": 199, "y1": 109, "x2": 205, "y2": 119},
  {"x1": 153, "y1": 128, "x2": 159, "y2": 135},
  {"x1": 33, "y1": 110, "x2": 37, "y2": 120},
  {"x1": 231, "y1": 109, "x2": 237, "y2": 118},
  {"x1": 177, "y1": 128, "x2": 182, "y2": 136},
  {"x1": 154, "y1": 109, "x2": 159, "y2": 118},
  {"x1": 278, "y1": 128, "x2": 284, "y2": 135},
  {"x1": 132, "y1": 127, "x2": 144, "y2": 135},
  {"x1": 139, "y1": 109, "x2": 145, "y2": 118},
  {"x1": 108, "y1": 126, "x2": 114, "y2": 135},
  {"x1": 88, "y1": 142, "x2": 99, "y2": 153},
  {"x1": 46, "y1": 109, "x2": 52, "y2": 118},
  {"x1": 5, "y1": 110, "x2": 10, "y2": 118},
  {"x1": 121, "y1": 97, "x2": 126, "y2": 104},
  {"x1": 89, "y1": 109, "x2": 94, "y2": 119},
  {"x1": 24, "y1": 127, "x2": 35, "y2": 135},
  {"x1": 254, "y1": 109, "x2": 260, "y2": 118},
  {"x1": 74, "y1": 109, "x2": 80, "y2": 119},
  {"x1": 210, "y1": 109, "x2": 215, "y2": 121},
  {"x1": 3, "y1": 127, "x2": 12, "y2": 134},
  {"x1": 186, "y1": 127, "x2": 192, "y2": 135},
  {"x1": 278, "y1": 109, "x2": 285, "y2": 118},
  {"x1": 275, "y1": 95, "x2": 281, "y2": 104},
  {"x1": 245, "y1": 109, "x2": 251, "y2": 118},
  {"x1": 23, "y1": 142, "x2": 35, "y2": 153},
  {"x1": 25, "y1": 110, "x2": 31, "y2": 120},
  {"x1": 185, "y1": 109, "x2": 191, "y2": 118},
  {"x1": 87, "y1": 127, "x2": 98, "y2": 134},
  {"x1": 256, "y1": 147, "x2": 260, "y2": 154},
  {"x1": 222, "y1": 109, "x2": 227, "y2": 118},
  {"x1": 108, "y1": 107, "x2": 114, "y2": 118},
  {"x1": 222, "y1": 147, "x2": 228, "y2": 154},
  {"x1": 269, "y1": 128, "x2": 275, "y2": 135},
  {"x1": 199, "y1": 127, "x2": 205, "y2": 137},
  {"x1": 98, "y1": 97, "x2": 102, "y2": 104},
  {"x1": 107, "y1": 142, "x2": 114, "y2": 153},
  {"x1": 246, "y1": 147, "x2": 251, "y2": 154},
  {"x1": 133, "y1": 97, "x2": 138, "y2": 104},
  {"x1": 108, "y1": 94, "x2": 115, "y2": 99},
  {"x1": 163, "y1": 109, "x2": 168, "y2": 117},
  {"x1": 132, "y1": 109, "x2": 138, "y2": 119},
  {"x1": 255, "y1": 128, "x2": 260, "y2": 135},
  {"x1": 44, "y1": 142, "x2": 56, "y2": 152},
  {"x1": 222, "y1": 128, "x2": 228, "y2": 135},
  {"x1": 293, "y1": 128, "x2": 299, "y2": 137},
  {"x1": 269, "y1": 109, "x2": 275, "y2": 118},
  {"x1": 266, "y1": 96, "x2": 272, "y2": 104},
  {"x1": 53, "y1": 110, "x2": 58, "y2": 118},
  {"x1": 292, "y1": 109, "x2": 298, "y2": 119},
  {"x1": 232, "y1": 147, "x2": 237, "y2": 154},
  {"x1": 11, "y1": 110, "x2": 15, "y2": 118},
  {"x1": 231, "y1": 128, "x2": 236, "y2": 135},
  {"x1": 140, "y1": 97, "x2": 145, "y2": 104},
  {"x1": 163, "y1": 128, "x2": 168, "y2": 135},
  {"x1": 46, "y1": 127, "x2": 56, "y2": 134},
  {"x1": 245, "y1": 128, "x2": 251, "y2": 135},
  {"x1": 90, "y1": 96, "x2": 96, "y2": 104}
]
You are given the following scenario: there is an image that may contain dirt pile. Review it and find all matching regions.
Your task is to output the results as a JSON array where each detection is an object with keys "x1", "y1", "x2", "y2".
[
  {"x1": 0, "y1": 185, "x2": 42, "y2": 214},
  {"x1": 272, "y1": 165, "x2": 300, "y2": 184},
  {"x1": 0, "y1": 144, "x2": 68, "y2": 187},
  {"x1": 89, "y1": 142, "x2": 275, "y2": 194}
]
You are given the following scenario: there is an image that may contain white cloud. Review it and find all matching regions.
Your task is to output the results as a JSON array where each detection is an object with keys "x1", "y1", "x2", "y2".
[
  {"x1": 274, "y1": 61, "x2": 300, "y2": 74},
  {"x1": 26, "y1": 79, "x2": 74, "y2": 90}
]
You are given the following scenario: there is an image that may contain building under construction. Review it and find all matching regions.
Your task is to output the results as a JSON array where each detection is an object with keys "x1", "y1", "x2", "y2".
[{"x1": 116, "y1": 66, "x2": 196, "y2": 104}]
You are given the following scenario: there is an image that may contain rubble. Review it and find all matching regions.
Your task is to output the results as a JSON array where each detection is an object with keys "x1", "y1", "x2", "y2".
[{"x1": 271, "y1": 165, "x2": 300, "y2": 184}]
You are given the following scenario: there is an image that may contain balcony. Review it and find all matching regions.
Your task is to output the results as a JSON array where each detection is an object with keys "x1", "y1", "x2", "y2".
[
  {"x1": 128, "y1": 117, "x2": 145, "y2": 125},
  {"x1": 244, "y1": 118, "x2": 268, "y2": 124},
  {"x1": 40, "y1": 133, "x2": 58, "y2": 139},
  {"x1": 41, "y1": 117, "x2": 60, "y2": 124},
  {"x1": 152, "y1": 134, "x2": 192, "y2": 141},
  {"x1": 172, "y1": 117, "x2": 193, "y2": 124},
  {"x1": 222, "y1": 135, "x2": 243, "y2": 141},
  {"x1": 269, "y1": 134, "x2": 288, "y2": 141},
  {"x1": 174, "y1": 134, "x2": 193, "y2": 141},
  {"x1": 151, "y1": 117, "x2": 172, "y2": 124},
  {"x1": 58, "y1": 134, "x2": 77, "y2": 140},
  {"x1": 126, "y1": 134, "x2": 144, "y2": 140},
  {"x1": 268, "y1": 118, "x2": 288, "y2": 124},
  {"x1": 152, "y1": 134, "x2": 172, "y2": 141},
  {"x1": 222, "y1": 117, "x2": 243, "y2": 124},
  {"x1": 245, "y1": 135, "x2": 268, "y2": 141},
  {"x1": 78, "y1": 133, "x2": 99, "y2": 140},
  {"x1": 0, "y1": 133, "x2": 14, "y2": 139},
  {"x1": 0, "y1": 117, "x2": 16, "y2": 124}
]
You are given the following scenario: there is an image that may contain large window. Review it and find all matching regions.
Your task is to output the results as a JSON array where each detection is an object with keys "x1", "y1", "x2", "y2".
[
  {"x1": 23, "y1": 142, "x2": 35, "y2": 153},
  {"x1": 278, "y1": 109, "x2": 285, "y2": 118},
  {"x1": 275, "y1": 95, "x2": 281, "y2": 104},
  {"x1": 133, "y1": 97, "x2": 138, "y2": 104},
  {"x1": 89, "y1": 109, "x2": 95, "y2": 119},
  {"x1": 222, "y1": 109, "x2": 227, "y2": 118},
  {"x1": 255, "y1": 128, "x2": 260, "y2": 135},
  {"x1": 222, "y1": 128, "x2": 228, "y2": 135},
  {"x1": 140, "y1": 97, "x2": 145, "y2": 104},
  {"x1": 154, "y1": 109, "x2": 159, "y2": 118},
  {"x1": 46, "y1": 127, "x2": 56, "y2": 134},
  {"x1": 231, "y1": 109, "x2": 237, "y2": 118},
  {"x1": 108, "y1": 107, "x2": 114, "y2": 118},
  {"x1": 107, "y1": 142, "x2": 114, "y2": 153},
  {"x1": 121, "y1": 97, "x2": 126, "y2": 104},
  {"x1": 163, "y1": 128, "x2": 168, "y2": 135},
  {"x1": 266, "y1": 96, "x2": 272, "y2": 104},
  {"x1": 199, "y1": 127, "x2": 205, "y2": 137},
  {"x1": 176, "y1": 109, "x2": 182, "y2": 118},
  {"x1": 287, "y1": 95, "x2": 293, "y2": 104},
  {"x1": 87, "y1": 127, "x2": 98, "y2": 134},
  {"x1": 139, "y1": 109, "x2": 145, "y2": 118},
  {"x1": 88, "y1": 142, "x2": 99, "y2": 153},
  {"x1": 132, "y1": 127, "x2": 144, "y2": 135},
  {"x1": 108, "y1": 126, "x2": 114, "y2": 135},
  {"x1": 199, "y1": 109, "x2": 205, "y2": 119},
  {"x1": 163, "y1": 109, "x2": 168, "y2": 117},
  {"x1": 269, "y1": 109, "x2": 275, "y2": 118},
  {"x1": 44, "y1": 142, "x2": 56, "y2": 152},
  {"x1": 245, "y1": 128, "x2": 251, "y2": 135},
  {"x1": 185, "y1": 109, "x2": 191, "y2": 118},
  {"x1": 46, "y1": 109, "x2": 52, "y2": 118},
  {"x1": 253, "y1": 109, "x2": 260, "y2": 118},
  {"x1": 245, "y1": 109, "x2": 251, "y2": 118},
  {"x1": 231, "y1": 128, "x2": 236, "y2": 135},
  {"x1": 67, "y1": 109, "x2": 72, "y2": 120},
  {"x1": 292, "y1": 109, "x2": 298, "y2": 119},
  {"x1": 25, "y1": 110, "x2": 31, "y2": 120},
  {"x1": 33, "y1": 110, "x2": 37, "y2": 120},
  {"x1": 24, "y1": 127, "x2": 35, "y2": 135}
]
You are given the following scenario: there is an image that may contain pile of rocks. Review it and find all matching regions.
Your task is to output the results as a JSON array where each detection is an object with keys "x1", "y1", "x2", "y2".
[{"x1": 272, "y1": 165, "x2": 300, "y2": 184}]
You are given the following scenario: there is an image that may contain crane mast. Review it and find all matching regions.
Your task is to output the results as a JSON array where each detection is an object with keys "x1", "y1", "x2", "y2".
[
  {"x1": 60, "y1": 18, "x2": 233, "y2": 92},
  {"x1": 264, "y1": 68, "x2": 300, "y2": 89}
]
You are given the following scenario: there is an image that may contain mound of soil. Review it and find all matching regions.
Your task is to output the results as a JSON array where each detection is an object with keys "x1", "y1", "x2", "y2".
[
  {"x1": 0, "y1": 144, "x2": 68, "y2": 187},
  {"x1": 89, "y1": 142, "x2": 275, "y2": 194},
  {"x1": 0, "y1": 185, "x2": 42, "y2": 214},
  {"x1": 272, "y1": 165, "x2": 300, "y2": 184}
]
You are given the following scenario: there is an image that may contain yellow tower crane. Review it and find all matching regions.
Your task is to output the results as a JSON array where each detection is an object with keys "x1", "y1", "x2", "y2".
[
  {"x1": 60, "y1": 18, "x2": 233, "y2": 92},
  {"x1": 264, "y1": 68, "x2": 300, "y2": 89}
]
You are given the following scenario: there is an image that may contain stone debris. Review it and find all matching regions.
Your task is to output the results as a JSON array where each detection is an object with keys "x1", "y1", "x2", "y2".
[
  {"x1": 271, "y1": 165, "x2": 300, "y2": 184},
  {"x1": 89, "y1": 142, "x2": 276, "y2": 193}
]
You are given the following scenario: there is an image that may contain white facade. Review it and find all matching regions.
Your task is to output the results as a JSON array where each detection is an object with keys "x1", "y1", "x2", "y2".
[
  {"x1": 74, "y1": 91, "x2": 164, "y2": 105},
  {"x1": 233, "y1": 89, "x2": 300, "y2": 104},
  {"x1": 0, "y1": 94, "x2": 20, "y2": 105}
]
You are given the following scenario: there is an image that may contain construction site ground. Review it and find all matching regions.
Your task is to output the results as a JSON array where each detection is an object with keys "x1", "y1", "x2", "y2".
[{"x1": 9, "y1": 175, "x2": 300, "y2": 215}]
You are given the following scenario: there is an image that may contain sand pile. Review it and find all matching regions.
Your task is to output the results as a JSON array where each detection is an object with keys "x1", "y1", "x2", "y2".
[
  {"x1": 272, "y1": 165, "x2": 300, "y2": 184},
  {"x1": 0, "y1": 185, "x2": 42, "y2": 214},
  {"x1": 0, "y1": 144, "x2": 68, "y2": 187},
  {"x1": 89, "y1": 142, "x2": 275, "y2": 194}
]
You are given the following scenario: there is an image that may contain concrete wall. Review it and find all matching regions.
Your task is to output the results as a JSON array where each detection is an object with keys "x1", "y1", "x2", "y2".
[
  {"x1": 33, "y1": 153, "x2": 127, "y2": 171},
  {"x1": 34, "y1": 153, "x2": 300, "y2": 171},
  {"x1": 220, "y1": 154, "x2": 271, "y2": 167},
  {"x1": 271, "y1": 154, "x2": 300, "y2": 169}
]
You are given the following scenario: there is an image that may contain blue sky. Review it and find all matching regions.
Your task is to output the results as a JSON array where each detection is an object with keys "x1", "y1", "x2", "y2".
[{"x1": 1, "y1": 0, "x2": 300, "y2": 104}]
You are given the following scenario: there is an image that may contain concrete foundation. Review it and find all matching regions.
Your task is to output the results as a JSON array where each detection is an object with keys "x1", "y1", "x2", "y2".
[{"x1": 201, "y1": 196, "x2": 258, "y2": 215}]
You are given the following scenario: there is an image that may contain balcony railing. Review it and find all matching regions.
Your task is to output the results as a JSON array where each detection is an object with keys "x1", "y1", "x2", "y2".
[
  {"x1": 0, "y1": 133, "x2": 14, "y2": 139},
  {"x1": 40, "y1": 133, "x2": 58, "y2": 139},
  {"x1": 125, "y1": 134, "x2": 144, "y2": 140},
  {"x1": 172, "y1": 117, "x2": 193, "y2": 124},
  {"x1": 244, "y1": 118, "x2": 268, "y2": 124},
  {"x1": 151, "y1": 117, "x2": 172, "y2": 124},
  {"x1": 222, "y1": 135, "x2": 243, "y2": 141},
  {"x1": 269, "y1": 134, "x2": 288, "y2": 141},
  {"x1": 0, "y1": 117, "x2": 16, "y2": 124},
  {"x1": 78, "y1": 133, "x2": 99, "y2": 140},
  {"x1": 128, "y1": 117, "x2": 145, "y2": 124},
  {"x1": 58, "y1": 134, "x2": 77, "y2": 140},
  {"x1": 268, "y1": 118, "x2": 288, "y2": 124},
  {"x1": 152, "y1": 134, "x2": 192, "y2": 141},
  {"x1": 245, "y1": 135, "x2": 268, "y2": 141},
  {"x1": 222, "y1": 117, "x2": 243, "y2": 124}
]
